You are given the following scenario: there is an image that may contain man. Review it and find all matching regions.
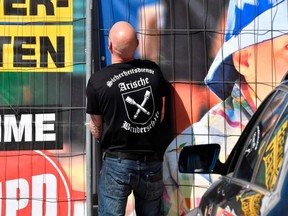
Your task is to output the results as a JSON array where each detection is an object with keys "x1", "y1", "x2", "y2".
[
  {"x1": 86, "y1": 21, "x2": 168, "y2": 216},
  {"x1": 163, "y1": 0, "x2": 288, "y2": 215},
  {"x1": 98, "y1": 0, "x2": 161, "y2": 66}
]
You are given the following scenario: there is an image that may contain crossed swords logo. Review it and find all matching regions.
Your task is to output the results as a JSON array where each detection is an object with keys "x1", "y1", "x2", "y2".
[{"x1": 125, "y1": 90, "x2": 151, "y2": 119}]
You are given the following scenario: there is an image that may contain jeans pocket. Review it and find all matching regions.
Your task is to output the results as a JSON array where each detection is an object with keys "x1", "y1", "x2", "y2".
[
  {"x1": 104, "y1": 163, "x2": 129, "y2": 194},
  {"x1": 99, "y1": 163, "x2": 131, "y2": 216},
  {"x1": 144, "y1": 168, "x2": 164, "y2": 200}
]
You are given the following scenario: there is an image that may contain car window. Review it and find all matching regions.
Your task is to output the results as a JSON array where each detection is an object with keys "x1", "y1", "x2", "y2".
[{"x1": 234, "y1": 90, "x2": 288, "y2": 183}]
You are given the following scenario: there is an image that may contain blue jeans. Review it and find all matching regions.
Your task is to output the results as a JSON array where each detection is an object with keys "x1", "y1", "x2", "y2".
[{"x1": 98, "y1": 155, "x2": 163, "y2": 216}]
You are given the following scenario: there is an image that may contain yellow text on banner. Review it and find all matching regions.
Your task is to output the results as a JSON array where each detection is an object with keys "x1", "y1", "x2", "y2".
[
  {"x1": 0, "y1": 0, "x2": 72, "y2": 22},
  {"x1": 0, "y1": 25, "x2": 73, "y2": 72}
]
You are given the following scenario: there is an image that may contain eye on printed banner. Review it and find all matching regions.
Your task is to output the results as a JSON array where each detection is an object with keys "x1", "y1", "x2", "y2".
[
  {"x1": 0, "y1": 0, "x2": 72, "y2": 22},
  {"x1": 0, "y1": 25, "x2": 73, "y2": 72}
]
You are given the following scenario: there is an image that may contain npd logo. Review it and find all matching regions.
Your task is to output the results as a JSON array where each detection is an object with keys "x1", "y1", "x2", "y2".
[{"x1": 0, "y1": 150, "x2": 73, "y2": 216}]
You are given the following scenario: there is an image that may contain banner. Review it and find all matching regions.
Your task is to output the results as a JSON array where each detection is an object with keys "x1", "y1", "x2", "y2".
[
  {"x1": 0, "y1": 0, "x2": 86, "y2": 215},
  {"x1": 98, "y1": 0, "x2": 288, "y2": 215},
  {"x1": 0, "y1": 106, "x2": 63, "y2": 150}
]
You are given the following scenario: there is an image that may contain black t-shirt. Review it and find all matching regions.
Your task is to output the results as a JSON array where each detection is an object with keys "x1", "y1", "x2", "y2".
[{"x1": 86, "y1": 59, "x2": 168, "y2": 154}]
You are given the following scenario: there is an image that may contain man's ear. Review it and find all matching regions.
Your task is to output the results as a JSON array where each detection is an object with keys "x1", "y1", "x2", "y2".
[
  {"x1": 232, "y1": 47, "x2": 252, "y2": 75},
  {"x1": 108, "y1": 40, "x2": 113, "y2": 53}
]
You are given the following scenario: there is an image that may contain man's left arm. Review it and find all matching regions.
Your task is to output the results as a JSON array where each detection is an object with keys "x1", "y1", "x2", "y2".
[
  {"x1": 89, "y1": 114, "x2": 103, "y2": 141},
  {"x1": 161, "y1": 97, "x2": 165, "y2": 123}
]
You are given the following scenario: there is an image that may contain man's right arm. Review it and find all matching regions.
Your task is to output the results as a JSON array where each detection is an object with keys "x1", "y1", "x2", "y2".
[{"x1": 89, "y1": 114, "x2": 103, "y2": 141}]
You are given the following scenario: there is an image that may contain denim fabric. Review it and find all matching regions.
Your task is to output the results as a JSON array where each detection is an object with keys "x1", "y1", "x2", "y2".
[{"x1": 98, "y1": 156, "x2": 163, "y2": 216}]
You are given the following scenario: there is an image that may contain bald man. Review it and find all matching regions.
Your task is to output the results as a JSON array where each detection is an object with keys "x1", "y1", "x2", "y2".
[{"x1": 86, "y1": 21, "x2": 168, "y2": 216}]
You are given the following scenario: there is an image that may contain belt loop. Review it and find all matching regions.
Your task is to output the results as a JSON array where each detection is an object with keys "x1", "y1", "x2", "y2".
[
  {"x1": 102, "y1": 152, "x2": 106, "y2": 160},
  {"x1": 117, "y1": 152, "x2": 121, "y2": 163}
]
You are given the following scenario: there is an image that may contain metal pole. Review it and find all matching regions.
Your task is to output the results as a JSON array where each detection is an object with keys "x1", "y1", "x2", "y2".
[{"x1": 85, "y1": 0, "x2": 93, "y2": 215}]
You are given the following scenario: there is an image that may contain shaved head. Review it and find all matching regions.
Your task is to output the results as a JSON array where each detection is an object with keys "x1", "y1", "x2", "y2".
[{"x1": 108, "y1": 21, "x2": 138, "y2": 63}]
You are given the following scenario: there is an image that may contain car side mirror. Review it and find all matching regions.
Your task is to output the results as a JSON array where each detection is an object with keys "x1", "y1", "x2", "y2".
[{"x1": 178, "y1": 144, "x2": 222, "y2": 174}]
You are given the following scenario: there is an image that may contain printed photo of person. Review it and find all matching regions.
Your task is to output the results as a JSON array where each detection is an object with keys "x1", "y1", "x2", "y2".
[{"x1": 163, "y1": 0, "x2": 288, "y2": 215}]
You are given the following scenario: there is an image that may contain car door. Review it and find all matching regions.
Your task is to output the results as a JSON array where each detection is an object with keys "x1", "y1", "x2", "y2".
[{"x1": 200, "y1": 87, "x2": 288, "y2": 216}]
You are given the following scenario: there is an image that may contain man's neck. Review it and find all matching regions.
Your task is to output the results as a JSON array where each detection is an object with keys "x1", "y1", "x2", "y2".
[{"x1": 111, "y1": 56, "x2": 134, "y2": 64}]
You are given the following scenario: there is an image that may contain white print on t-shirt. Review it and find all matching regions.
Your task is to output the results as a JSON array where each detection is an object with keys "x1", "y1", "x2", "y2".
[
  {"x1": 125, "y1": 92, "x2": 151, "y2": 117},
  {"x1": 121, "y1": 111, "x2": 160, "y2": 133},
  {"x1": 106, "y1": 68, "x2": 154, "y2": 88},
  {"x1": 118, "y1": 77, "x2": 149, "y2": 92},
  {"x1": 132, "y1": 90, "x2": 151, "y2": 119},
  {"x1": 122, "y1": 86, "x2": 155, "y2": 125}
]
